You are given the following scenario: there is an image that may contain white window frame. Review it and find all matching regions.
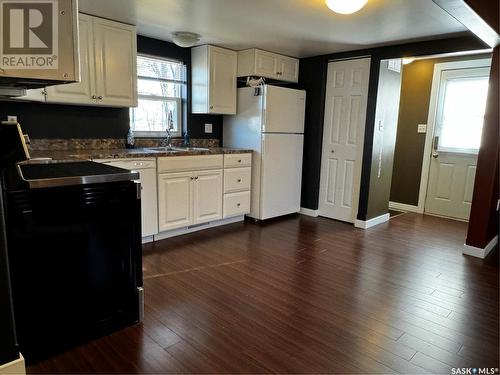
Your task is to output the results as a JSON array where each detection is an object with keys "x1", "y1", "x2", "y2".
[
  {"x1": 131, "y1": 54, "x2": 186, "y2": 138},
  {"x1": 416, "y1": 57, "x2": 492, "y2": 213}
]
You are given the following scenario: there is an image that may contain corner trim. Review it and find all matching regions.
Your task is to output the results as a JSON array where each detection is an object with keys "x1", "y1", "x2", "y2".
[
  {"x1": 463, "y1": 235, "x2": 498, "y2": 259},
  {"x1": 0, "y1": 353, "x2": 25, "y2": 375},
  {"x1": 389, "y1": 201, "x2": 424, "y2": 214},
  {"x1": 299, "y1": 208, "x2": 319, "y2": 217},
  {"x1": 354, "y1": 213, "x2": 390, "y2": 229}
]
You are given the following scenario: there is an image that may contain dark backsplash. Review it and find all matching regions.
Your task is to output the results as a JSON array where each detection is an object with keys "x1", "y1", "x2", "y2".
[{"x1": 0, "y1": 35, "x2": 223, "y2": 141}]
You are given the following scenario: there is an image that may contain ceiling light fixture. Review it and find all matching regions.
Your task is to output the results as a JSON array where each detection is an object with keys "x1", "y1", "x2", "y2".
[
  {"x1": 402, "y1": 57, "x2": 416, "y2": 65},
  {"x1": 325, "y1": 0, "x2": 368, "y2": 14},
  {"x1": 172, "y1": 32, "x2": 200, "y2": 48}
]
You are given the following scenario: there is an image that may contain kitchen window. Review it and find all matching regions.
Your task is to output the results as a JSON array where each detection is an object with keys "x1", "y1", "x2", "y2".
[{"x1": 130, "y1": 55, "x2": 186, "y2": 137}]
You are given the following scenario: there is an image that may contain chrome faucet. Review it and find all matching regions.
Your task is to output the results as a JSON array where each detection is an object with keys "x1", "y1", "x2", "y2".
[{"x1": 163, "y1": 110, "x2": 174, "y2": 148}]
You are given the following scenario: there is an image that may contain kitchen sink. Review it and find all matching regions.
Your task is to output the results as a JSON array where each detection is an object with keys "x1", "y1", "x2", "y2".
[
  {"x1": 145, "y1": 147, "x2": 209, "y2": 152},
  {"x1": 144, "y1": 147, "x2": 184, "y2": 152}
]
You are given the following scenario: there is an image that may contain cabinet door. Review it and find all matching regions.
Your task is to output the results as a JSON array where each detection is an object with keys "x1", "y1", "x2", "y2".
[
  {"x1": 138, "y1": 168, "x2": 159, "y2": 237},
  {"x1": 45, "y1": 14, "x2": 97, "y2": 105},
  {"x1": 158, "y1": 172, "x2": 193, "y2": 231},
  {"x1": 193, "y1": 170, "x2": 223, "y2": 224},
  {"x1": 209, "y1": 46, "x2": 237, "y2": 114},
  {"x1": 255, "y1": 50, "x2": 279, "y2": 79},
  {"x1": 278, "y1": 56, "x2": 299, "y2": 83},
  {"x1": 94, "y1": 18, "x2": 137, "y2": 107}
]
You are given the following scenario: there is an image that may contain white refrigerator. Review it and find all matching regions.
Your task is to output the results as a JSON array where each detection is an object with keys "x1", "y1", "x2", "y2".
[{"x1": 223, "y1": 85, "x2": 306, "y2": 220}]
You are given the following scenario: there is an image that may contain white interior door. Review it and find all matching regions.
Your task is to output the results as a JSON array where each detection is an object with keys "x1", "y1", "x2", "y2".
[
  {"x1": 318, "y1": 58, "x2": 371, "y2": 223},
  {"x1": 260, "y1": 133, "x2": 304, "y2": 219},
  {"x1": 425, "y1": 67, "x2": 490, "y2": 220}
]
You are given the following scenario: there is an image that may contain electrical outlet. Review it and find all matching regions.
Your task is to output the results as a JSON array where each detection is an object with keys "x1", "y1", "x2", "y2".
[
  {"x1": 204, "y1": 123, "x2": 213, "y2": 134},
  {"x1": 7, "y1": 115, "x2": 17, "y2": 123},
  {"x1": 417, "y1": 124, "x2": 427, "y2": 133}
]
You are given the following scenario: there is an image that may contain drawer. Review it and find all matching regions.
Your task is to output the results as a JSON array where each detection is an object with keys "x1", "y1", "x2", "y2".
[
  {"x1": 223, "y1": 191, "x2": 251, "y2": 218},
  {"x1": 224, "y1": 153, "x2": 252, "y2": 168},
  {"x1": 224, "y1": 167, "x2": 251, "y2": 193},
  {"x1": 98, "y1": 159, "x2": 156, "y2": 170},
  {"x1": 158, "y1": 155, "x2": 223, "y2": 173}
]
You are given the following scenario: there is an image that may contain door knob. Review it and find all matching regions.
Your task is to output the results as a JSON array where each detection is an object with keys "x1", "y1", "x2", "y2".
[{"x1": 432, "y1": 152, "x2": 439, "y2": 159}]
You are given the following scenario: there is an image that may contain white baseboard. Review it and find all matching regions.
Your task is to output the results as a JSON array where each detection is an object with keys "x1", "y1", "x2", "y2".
[
  {"x1": 389, "y1": 201, "x2": 424, "y2": 214},
  {"x1": 0, "y1": 353, "x2": 25, "y2": 375},
  {"x1": 299, "y1": 207, "x2": 319, "y2": 217},
  {"x1": 463, "y1": 235, "x2": 498, "y2": 259},
  {"x1": 354, "y1": 213, "x2": 390, "y2": 229},
  {"x1": 142, "y1": 235, "x2": 154, "y2": 244},
  {"x1": 154, "y1": 216, "x2": 245, "y2": 241}
]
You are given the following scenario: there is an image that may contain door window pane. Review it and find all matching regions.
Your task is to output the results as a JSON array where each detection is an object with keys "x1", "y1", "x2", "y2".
[{"x1": 439, "y1": 76, "x2": 489, "y2": 152}]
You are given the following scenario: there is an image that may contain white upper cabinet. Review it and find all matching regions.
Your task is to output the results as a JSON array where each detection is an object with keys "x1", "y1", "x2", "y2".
[
  {"x1": 46, "y1": 14, "x2": 97, "y2": 105},
  {"x1": 45, "y1": 14, "x2": 137, "y2": 107},
  {"x1": 192, "y1": 45, "x2": 237, "y2": 115},
  {"x1": 93, "y1": 17, "x2": 137, "y2": 107},
  {"x1": 237, "y1": 49, "x2": 300, "y2": 83}
]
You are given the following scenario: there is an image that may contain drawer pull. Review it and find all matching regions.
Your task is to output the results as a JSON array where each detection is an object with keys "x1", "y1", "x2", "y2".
[
  {"x1": 238, "y1": 159, "x2": 242, "y2": 163},
  {"x1": 237, "y1": 203, "x2": 241, "y2": 207},
  {"x1": 237, "y1": 179, "x2": 242, "y2": 183}
]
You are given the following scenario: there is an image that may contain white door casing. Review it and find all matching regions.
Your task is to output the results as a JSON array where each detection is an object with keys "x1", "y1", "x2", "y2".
[
  {"x1": 424, "y1": 64, "x2": 490, "y2": 220},
  {"x1": 318, "y1": 58, "x2": 371, "y2": 223}
]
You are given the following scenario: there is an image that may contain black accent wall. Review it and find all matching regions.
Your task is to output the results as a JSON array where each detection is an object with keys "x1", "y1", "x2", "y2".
[
  {"x1": 0, "y1": 36, "x2": 223, "y2": 141},
  {"x1": 0, "y1": 190, "x2": 18, "y2": 365},
  {"x1": 298, "y1": 34, "x2": 488, "y2": 221}
]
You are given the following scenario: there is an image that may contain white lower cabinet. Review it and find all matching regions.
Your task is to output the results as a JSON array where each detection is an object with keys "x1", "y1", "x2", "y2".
[
  {"x1": 155, "y1": 153, "x2": 251, "y2": 237},
  {"x1": 158, "y1": 172, "x2": 193, "y2": 232},
  {"x1": 193, "y1": 170, "x2": 223, "y2": 224}
]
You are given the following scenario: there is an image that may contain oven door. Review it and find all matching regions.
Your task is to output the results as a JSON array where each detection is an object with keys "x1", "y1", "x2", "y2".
[{"x1": 5, "y1": 181, "x2": 142, "y2": 362}]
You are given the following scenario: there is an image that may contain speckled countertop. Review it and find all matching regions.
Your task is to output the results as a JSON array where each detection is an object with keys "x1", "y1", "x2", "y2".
[{"x1": 30, "y1": 147, "x2": 253, "y2": 161}]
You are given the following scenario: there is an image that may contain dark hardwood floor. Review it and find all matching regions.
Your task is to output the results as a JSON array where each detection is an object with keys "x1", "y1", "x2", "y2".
[{"x1": 28, "y1": 213, "x2": 499, "y2": 374}]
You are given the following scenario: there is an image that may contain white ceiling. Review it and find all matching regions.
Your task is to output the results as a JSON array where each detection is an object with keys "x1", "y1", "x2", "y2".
[{"x1": 78, "y1": 0, "x2": 468, "y2": 58}]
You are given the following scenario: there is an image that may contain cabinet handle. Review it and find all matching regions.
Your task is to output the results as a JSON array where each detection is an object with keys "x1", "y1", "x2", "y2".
[
  {"x1": 209, "y1": 105, "x2": 214, "y2": 110},
  {"x1": 98, "y1": 96, "x2": 103, "y2": 100},
  {"x1": 237, "y1": 179, "x2": 242, "y2": 183},
  {"x1": 237, "y1": 203, "x2": 241, "y2": 207},
  {"x1": 195, "y1": 176, "x2": 199, "y2": 180},
  {"x1": 238, "y1": 159, "x2": 242, "y2": 163},
  {"x1": 190, "y1": 177, "x2": 194, "y2": 180},
  {"x1": 91, "y1": 95, "x2": 97, "y2": 99}
]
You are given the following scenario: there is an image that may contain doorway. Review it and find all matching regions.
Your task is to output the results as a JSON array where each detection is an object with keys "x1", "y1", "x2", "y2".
[{"x1": 389, "y1": 54, "x2": 492, "y2": 222}]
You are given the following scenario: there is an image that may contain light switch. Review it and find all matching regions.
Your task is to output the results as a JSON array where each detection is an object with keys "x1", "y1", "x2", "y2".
[
  {"x1": 417, "y1": 124, "x2": 427, "y2": 134},
  {"x1": 204, "y1": 123, "x2": 213, "y2": 133}
]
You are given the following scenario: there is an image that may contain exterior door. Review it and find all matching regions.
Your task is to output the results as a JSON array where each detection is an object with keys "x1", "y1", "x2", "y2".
[
  {"x1": 193, "y1": 170, "x2": 223, "y2": 224},
  {"x1": 158, "y1": 172, "x2": 193, "y2": 231},
  {"x1": 318, "y1": 58, "x2": 371, "y2": 223},
  {"x1": 425, "y1": 67, "x2": 490, "y2": 220},
  {"x1": 45, "y1": 14, "x2": 97, "y2": 105}
]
